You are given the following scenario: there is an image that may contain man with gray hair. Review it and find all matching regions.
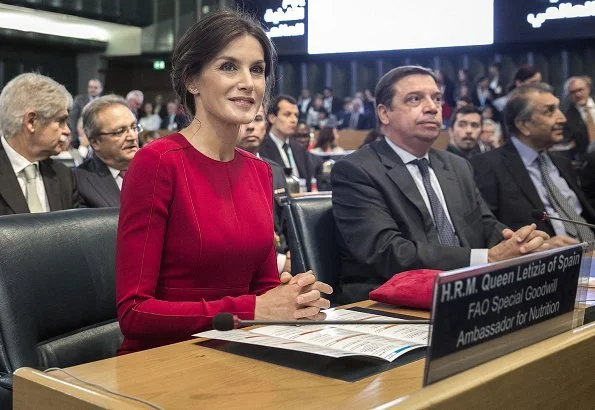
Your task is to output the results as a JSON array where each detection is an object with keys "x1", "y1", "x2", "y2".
[
  {"x1": 73, "y1": 94, "x2": 140, "y2": 207},
  {"x1": 126, "y1": 90, "x2": 144, "y2": 120},
  {"x1": 472, "y1": 82, "x2": 595, "y2": 247},
  {"x1": 563, "y1": 75, "x2": 594, "y2": 159},
  {"x1": 0, "y1": 72, "x2": 80, "y2": 215}
]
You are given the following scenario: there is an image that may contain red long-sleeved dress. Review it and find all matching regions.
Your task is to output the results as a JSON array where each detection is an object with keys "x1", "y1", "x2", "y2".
[{"x1": 116, "y1": 133, "x2": 279, "y2": 354}]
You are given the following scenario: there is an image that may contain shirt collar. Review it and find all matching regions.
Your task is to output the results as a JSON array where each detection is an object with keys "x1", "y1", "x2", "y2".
[
  {"x1": 384, "y1": 136, "x2": 430, "y2": 164},
  {"x1": 269, "y1": 131, "x2": 288, "y2": 148},
  {"x1": 511, "y1": 136, "x2": 540, "y2": 167},
  {"x1": 107, "y1": 165, "x2": 122, "y2": 179},
  {"x1": 1, "y1": 136, "x2": 39, "y2": 175}
]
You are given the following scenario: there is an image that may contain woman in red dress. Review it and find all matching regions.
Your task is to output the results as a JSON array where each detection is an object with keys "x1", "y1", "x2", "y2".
[{"x1": 116, "y1": 10, "x2": 332, "y2": 354}]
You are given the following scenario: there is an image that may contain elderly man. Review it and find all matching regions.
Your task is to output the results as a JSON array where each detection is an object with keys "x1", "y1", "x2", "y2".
[
  {"x1": 126, "y1": 90, "x2": 144, "y2": 120},
  {"x1": 74, "y1": 95, "x2": 140, "y2": 207},
  {"x1": 472, "y1": 83, "x2": 595, "y2": 247},
  {"x1": 0, "y1": 73, "x2": 80, "y2": 214},
  {"x1": 331, "y1": 66, "x2": 549, "y2": 303},
  {"x1": 563, "y1": 75, "x2": 595, "y2": 159}
]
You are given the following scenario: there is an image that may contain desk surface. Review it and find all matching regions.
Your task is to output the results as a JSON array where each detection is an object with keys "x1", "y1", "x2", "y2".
[{"x1": 13, "y1": 299, "x2": 595, "y2": 409}]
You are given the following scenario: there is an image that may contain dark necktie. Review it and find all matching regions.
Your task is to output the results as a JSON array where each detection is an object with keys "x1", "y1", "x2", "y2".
[
  {"x1": 413, "y1": 158, "x2": 460, "y2": 246},
  {"x1": 282, "y1": 143, "x2": 291, "y2": 168},
  {"x1": 537, "y1": 153, "x2": 594, "y2": 243}
]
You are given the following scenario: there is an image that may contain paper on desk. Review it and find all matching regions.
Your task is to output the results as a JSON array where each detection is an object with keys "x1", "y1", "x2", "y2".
[{"x1": 195, "y1": 310, "x2": 428, "y2": 362}]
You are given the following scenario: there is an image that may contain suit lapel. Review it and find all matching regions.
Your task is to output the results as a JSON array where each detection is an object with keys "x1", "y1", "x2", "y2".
[
  {"x1": 0, "y1": 145, "x2": 29, "y2": 214},
  {"x1": 289, "y1": 140, "x2": 308, "y2": 178},
  {"x1": 261, "y1": 136, "x2": 284, "y2": 168},
  {"x1": 428, "y1": 150, "x2": 468, "y2": 238},
  {"x1": 92, "y1": 157, "x2": 121, "y2": 205},
  {"x1": 502, "y1": 143, "x2": 544, "y2": 210},
  {"x1": 375, "y1": 140, "x2": 438, "y2": 241},
  {"x1": 39, "y1": 159, "x2": 61, "y2": 211}
]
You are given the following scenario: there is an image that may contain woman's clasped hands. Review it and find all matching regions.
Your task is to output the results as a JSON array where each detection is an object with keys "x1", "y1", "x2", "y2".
[{"x1": 255, "y1": 271, "x2": 333, "y2": 321}]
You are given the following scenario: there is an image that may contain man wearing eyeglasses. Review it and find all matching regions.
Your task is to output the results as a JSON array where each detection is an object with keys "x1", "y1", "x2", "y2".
[
  {"x1": 0, "y1": 73, "x2": 80, "y2": 215},
  {"x1": 74, "y1": 95, "x2": 140, "y2": 208}
]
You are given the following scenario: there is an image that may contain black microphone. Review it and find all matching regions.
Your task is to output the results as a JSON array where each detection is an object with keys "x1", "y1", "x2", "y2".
[
  {"x1": 212, "y1": 313, "x2": 430, "y2": 331},
  {"x1": 530, "y1": 209, "x2": 595, "y2": 229}
]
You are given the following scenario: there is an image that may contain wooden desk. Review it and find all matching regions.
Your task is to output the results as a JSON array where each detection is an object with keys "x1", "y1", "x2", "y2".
[{"x1": 13, "y1": 300, "x2": 595, "y2": 409}]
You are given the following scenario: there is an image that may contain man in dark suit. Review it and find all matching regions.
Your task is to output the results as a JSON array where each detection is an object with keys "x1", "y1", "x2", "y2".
[
  {"x1": 160, "y1": 101, "x2": 187, "y2": 131},
  {"x1": 323, "y1": 87, "x2": 342, "y2": 116},
  {"x1": 237, "y1": 104, "x2": 290, "y2": 273},
  {"x1": 340, "y1": 98, "x2": 372, "y2": 130},
  {"x1": 0, "y1": 73, "x2": 80, "y2": 215},
  {"x1": 74, "y1": 95, "x2": 140, "y2": 208},
  {"x1": 69, "y1": 78, "x2": 103, "y2": 148},
  {"x1": 259, "y1": 95, "x2": 312, "y2": 191},
  {"x1": 472, "y1": 82, "x2": 595, "y2": 247},
  {"x1": 562, "y1": 76, "x2": 594, "y2": 159},
  {"x1": 332, "y1": 66, "x2": 549, "y2": 303}
]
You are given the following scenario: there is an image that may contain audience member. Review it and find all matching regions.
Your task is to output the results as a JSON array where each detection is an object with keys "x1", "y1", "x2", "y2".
[
  {"x1": 456, "y1": 95, "x2": 473, "y2": 109},
  {"x1": 488, "y1": 62, "x2": 505, "y2": 99},
  {"x1": 0, "y1": 73, "x2": 80, "y2": 214},
  {"x1": 306, "y1": 95, "x2": 323, "y2": 129},
  {"x1": 160, "y1": 101, "x2": 187, "y2": 131},
  {"x1": 75, "y1": 95, "x2": 140, "y2": 208},
  {"x1": 297, "y1": 88, "x2": 312, "y2": 121},
  {"x1": 563, "y1": 75, "x2": 595, "y2": 159},
  {"x1": 472, "y1": 83, "x2": 595, "y2": 246},
  {"x1": 126, "y1": 90, "x2": 144, "y2": 120},
  {"x1": 331, "y1": 66, "x2": 549, "y2": 303},
  {"x1": 260, "y1": 95, "x2": 313, "y2": 188},
  {"x1": 116, "y1": 10, "x2": 331, "y2": 354},
  {"x1": 323, "y1": 87, "x2": 342, "y2": 115},
  {"x1": 292, "y1": 121, "x2": 312, "y2": 150},
  {"x1": 139, "y1": 103, "x2": 162, "y2": 131},
  {"x1": 478, "y1": 119, "x2": 500, "y2": 153},
  {"x1": 493, "y1": 65, "x2": 541, "y2": 112},
  {"x1": 237, "y1": 105, "x2": 291, "y2": 274},
  {"x1": 312, "y1": 126, "x2": 345, "y2": 154},
  {"x1": 69, "y1": 78, "x2": 103, "y2": 147},
  {"x1": 152, "y1": 94, "x2": 167, "y2": 118},
  {"x1": 472, "y1": 75, "x2": 492, "y2": 108},
  {"x1": 446, "y1": 104, "x2": 482, "y2": 159},
  {"x1": 340, "y1": 98, "x2": 372, "y2": 130},
  {"x1": 141, "y1": 130, "x2": 161, "y2": 146}
]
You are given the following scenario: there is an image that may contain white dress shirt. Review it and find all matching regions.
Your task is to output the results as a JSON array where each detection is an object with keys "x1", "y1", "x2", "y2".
[
  {"x1": 107, "y1": 165, "x2": 125, "y2": 190},
  {"x1": 511, "y1": 137, "x2": 582, "y2": 237},
  {"x1": 385, "y1": 137, "x2": 488, "y2": 265},
  {"x1": 1, "y1": 136, "x2": 50, "y2": 212},
  {"x1": 269, "y1": 131, "x2": 300, "y2": 177}
]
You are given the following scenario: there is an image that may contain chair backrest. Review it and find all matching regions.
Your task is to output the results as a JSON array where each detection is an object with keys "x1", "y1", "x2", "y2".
[
  {"x1": 285, "y1": 194, "x2": 341, "y2": 299},
  {"x1": 0, "y1": 208, "x2": 123, "y2": 373}
]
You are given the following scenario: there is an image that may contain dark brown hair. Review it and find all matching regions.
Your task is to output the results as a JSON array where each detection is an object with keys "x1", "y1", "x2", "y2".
[
  {"x1": 314, "y1": 126, "x2": 336, "y2": 151},
  {"x1": 171, "y1": 9, "x2": 276, "y2": 118},
  {"x1": 374, "y1": 65, "x2": 438, "y2": 123},
  {"x1": 449, "y1": 104, "x2": 482, "y2": 129}
]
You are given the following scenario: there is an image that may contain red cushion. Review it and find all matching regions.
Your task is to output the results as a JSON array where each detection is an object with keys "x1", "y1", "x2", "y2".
[{"x1": 369, "y1": 269, "x2": 442, "y2": 309}]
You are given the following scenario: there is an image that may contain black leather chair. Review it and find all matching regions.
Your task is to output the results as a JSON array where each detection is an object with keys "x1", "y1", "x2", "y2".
[
  {"x1": 0, "y1": 208, "x2": 123, "y2": 408},
  {"x1": 285, "y1": 194, "x2": 341, "y2": 302}
]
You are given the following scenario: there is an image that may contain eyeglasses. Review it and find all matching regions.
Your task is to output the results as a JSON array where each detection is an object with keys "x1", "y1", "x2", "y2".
[{"x1": 97, "y1": 124, "x2": 143, "y2": 138}]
